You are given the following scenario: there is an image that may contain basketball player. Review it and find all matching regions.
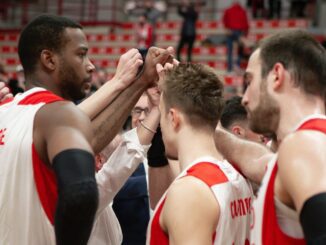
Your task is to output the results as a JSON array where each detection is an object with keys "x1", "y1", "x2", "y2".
[
  {"x1": 147, "y1": 63, "x2": 253, "y2": 244},
  {"x1": 216, "y1": 30, "x2": 326, "y2": 244},
  {"x1": 220, "y1": 95, "x2": 266, "y2": 144},
  {"x1": 0, "y1": 14, "x2": 173, "y2": 245}
]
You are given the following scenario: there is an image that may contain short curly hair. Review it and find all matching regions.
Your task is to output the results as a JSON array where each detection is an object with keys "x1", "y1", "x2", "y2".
[{"x1": 18, "y1": 14, "x2": 82, "y2": 75}]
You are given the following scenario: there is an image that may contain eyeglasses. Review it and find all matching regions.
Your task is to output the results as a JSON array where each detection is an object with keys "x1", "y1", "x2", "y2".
[{"x1": 131, "y1": 107, "x2": 150, "y2": 117}]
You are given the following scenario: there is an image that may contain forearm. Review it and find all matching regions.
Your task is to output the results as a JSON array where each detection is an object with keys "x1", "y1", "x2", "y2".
[
  {"x1": 78, "y1": 78, "x2": 123, "y2": 120},
  {"x1": 149, "y1": 165, "x2": 175, "y2": 209},
  {"x1": 214, "y1": 127, "x2": 271, "y2": 183},
  {"x1": 96, "y1": 128, "x2": 150, "y2": 215},
  {"x1": 91, "y1": 80, "x2": 148, "y2": 154}
]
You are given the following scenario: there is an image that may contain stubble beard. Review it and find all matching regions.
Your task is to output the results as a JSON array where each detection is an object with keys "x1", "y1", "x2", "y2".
[{"x1": 248, "y1": 81, "x2": 280, "y2": 136}]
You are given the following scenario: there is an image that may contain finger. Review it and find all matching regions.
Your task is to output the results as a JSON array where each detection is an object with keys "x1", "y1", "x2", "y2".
[
  {"x1": 4, "y1": 93, "x2": 13, "y2": 99},
  {"x1": 126, "y1": 48, "x2": 139, "y2": 57},
  {"x1": 156, "y1": 63, "x2": 164, "y2": 74},
  {"x1": 131, "y1": 59, "x2": 143, "y2": 72},
  {"x1": 164, "y1": 63, "x2": 174, "y2": 70},
  {"x1": 121, "y1": 48, "x2": 139, "y2": 61},
  {"x1": 129, "y1": 52, "x2": 143, "y2": 64},
  {"x1": 0, "y1": 82, "x2": 5, "y2": 89},
  {"x1": 173, "y1": 58, "x2": 180, "y2": 66},
  {"x1": 1, "y1": 86, "x2": 10, "y2": 95}
]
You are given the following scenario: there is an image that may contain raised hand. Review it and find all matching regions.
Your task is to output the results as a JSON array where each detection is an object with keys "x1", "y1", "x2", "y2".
[
  {"x1": 156, "y1": 58, "x2": 180, "y2": 87},
  {"x1": 0, "y1": 82, "x2": 13, "y2": 102},
  {"x1": 138, "y1": 46, "x2": 175, "y2": 87},
  {"x1": 112, "y1": 48, "x2": 143, "y2": 90}
]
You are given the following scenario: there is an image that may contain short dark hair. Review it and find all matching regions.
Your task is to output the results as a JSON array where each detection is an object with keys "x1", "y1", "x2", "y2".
[
  {"x1": 259, "y1": 29, "x2": 326, "y2": 99},
  {"x1": 220, "y1": 96, "x2": 247, "y2": 129},
  {"x1": 161, "y1": 63, "x2": 224, "y2": 129},
  {"x1": 18, "y1": 14, "x2": 82, "y2": 74}
]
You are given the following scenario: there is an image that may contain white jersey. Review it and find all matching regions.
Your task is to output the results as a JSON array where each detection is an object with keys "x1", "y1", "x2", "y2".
[
  {"x1": 148, "y1": 156, "x2": 253, "y2": 245},
  {"x1": 0, "y1": 88, "x2": 63, "y2": 245},
  {"x1": 251, "y1": 115, "x2": 326, "y2": 245}
]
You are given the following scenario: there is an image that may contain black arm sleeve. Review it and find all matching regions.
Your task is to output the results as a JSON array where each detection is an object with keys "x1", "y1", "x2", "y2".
[
  {"x1": 53, "y1": 149, "x2": 99, "y2": 245},
  {"x1": 147, "y1": 127, "x2": 169, "y2": 167},
  {"x1": 300, "y1": 192, "x2": 326, "y2": 245}
]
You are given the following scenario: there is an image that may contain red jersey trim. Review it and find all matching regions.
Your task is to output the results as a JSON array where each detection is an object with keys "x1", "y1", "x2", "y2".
[
  {"x1": 32, "y1": 143, "x2": 58, "y2": 225},
  {"x1": 298, "y1": 118, "x2": 326, "y2": 133},
  {"x1": 262, "y1": 164, "x2": 306, "y2": 244},
  {"x1": 262, "y1": 118, "x2": 326, "y2": 245},
  {"x1": 186, "y1": 162, "x2": 229, "y2": 187},
  {"x1": 18, "y1": 91, "x2": 64, "y2": 105},
  {"x1": 150, "y1": 199, "x2": 169, "y2": 245}
]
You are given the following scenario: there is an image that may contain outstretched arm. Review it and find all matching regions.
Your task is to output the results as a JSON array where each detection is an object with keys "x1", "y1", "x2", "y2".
[
  {"x1": 90, "y1": 46, "x2": 174, "y2": 154},
  {"x1": 96, "y1": 88, "x2": 161, "y2": 213},
  {"x1": 214, "y1": 126, "x2": 273, "y2": 184}
]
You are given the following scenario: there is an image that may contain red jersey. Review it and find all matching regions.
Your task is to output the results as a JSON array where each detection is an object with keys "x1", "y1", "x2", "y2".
[
  {"x1": 251, "y1": 115, "x2": 326, "y2": 245},
  {"x1": 148, "y1": 157, "x2": 253, "y2": 245}
]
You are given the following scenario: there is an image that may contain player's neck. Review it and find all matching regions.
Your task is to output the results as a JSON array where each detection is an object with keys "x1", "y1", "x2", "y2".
[
  {"x1": 177, "y1": 127, "x2": 224, "y2": 171},
  {"x1": 277, "y1": 94, "x2": 325, "y2": 141},
  {"x1": 25, "y1": 73, "x2": 63, "y2": 98}
]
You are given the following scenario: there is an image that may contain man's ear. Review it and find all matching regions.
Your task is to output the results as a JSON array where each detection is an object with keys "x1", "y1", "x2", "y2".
[
  {"x1": 271, "y1": 62, "x2": 285, "y2": 90},
  {"x1": 40, "y1": 49, "x2": 57, "y2": 71},
  {"x1": 169, "y1": 108, "x2": 181, "y2": 131},
  {"x1": 231, "y1": 125, "x2": 245, "y2": 138}
]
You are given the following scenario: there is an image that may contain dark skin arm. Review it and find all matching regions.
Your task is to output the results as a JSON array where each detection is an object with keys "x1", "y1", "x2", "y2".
[
  {"x1": 90, "y1": 46, "x2": 174, "y2": 154},
  {"x1": 33, "y1": 101, "x2": 96, "y2": 244},
  {"x1": 34, "y1": 101, "x2": 93, "y2": 165}
]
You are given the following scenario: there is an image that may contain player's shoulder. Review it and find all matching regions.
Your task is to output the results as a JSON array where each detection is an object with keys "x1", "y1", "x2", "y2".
[
  {"x1": 38, "y1": 101, "x2": 90, "y2": 126},
  {"x1": 34, "y1": 100, "x2": 92, "y2": 145},
  {"x1": 166, "y1": 175, "x2": 218, "y2": 210},
  {"x1": 278, "y1": 129, "x2": 326, "y2": 172},
  {"x1": 279, "y1": 129, "x2": 326, "y2": 155}
]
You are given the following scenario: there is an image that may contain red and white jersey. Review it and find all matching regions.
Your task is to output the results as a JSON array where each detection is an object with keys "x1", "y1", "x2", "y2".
[
  {"x1": 0, "y1": 88, "x2": 63, "y2": 244},
  {"x1": 251, "y1": 115, "x2": 326, "y2": 245},
  {"x1": 148, "y1": 156, "x2": 253, "y2": 245}
]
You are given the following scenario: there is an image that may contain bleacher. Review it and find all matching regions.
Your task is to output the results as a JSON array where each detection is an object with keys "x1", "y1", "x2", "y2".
[{"x1": 0, "y1": 18, "x2": 322, "y2": 93}]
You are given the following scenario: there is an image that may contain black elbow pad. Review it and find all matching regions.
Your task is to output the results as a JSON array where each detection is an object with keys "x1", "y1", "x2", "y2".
[
  {"x1": 300, "y1": 192, "x2": 326, "y2": 245},
  {"x1": 53, "y1": 149, "x2": 99, "y2": 245}
]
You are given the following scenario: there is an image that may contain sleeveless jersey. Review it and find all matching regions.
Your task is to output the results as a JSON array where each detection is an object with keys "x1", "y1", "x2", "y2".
[
  {"x1": 251, "y1": 115, "x2": 326, "y2": 245},
  {"x1": 0, "y1": 88, "x2": 64, "y2": 244},
  {"x1": 148, "y1": 156, "x2": 253, "y2": 245}
]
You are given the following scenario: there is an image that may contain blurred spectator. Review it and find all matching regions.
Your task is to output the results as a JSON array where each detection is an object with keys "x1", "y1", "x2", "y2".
[
  {"x1": 136, "y1": 14, "x2": 153, "y2": 58},
  {"x1": 176, "y1": 0, "x2": 199, "y2": 62},
  {"x1": 252, "y1": 0, "x2": 265, "y2": 18},
  {"x1": 268, "y1": 0, "x2": 282, "y2": 19},
  {"x1": 124, "y1": 0, "x2": 167, "y2": 21},
  {"x1": 247, "y1": 0, "x2": 265, "y2": 18},
  {"x1": 289, "y1": 0, "x2": 308, "y2": 17},
  {"x1": 8, "y1": 78, "x2": 24, "y2": 96},
  {"x1": 223, "y1": 1, "x2": 249, "y2": 73}
]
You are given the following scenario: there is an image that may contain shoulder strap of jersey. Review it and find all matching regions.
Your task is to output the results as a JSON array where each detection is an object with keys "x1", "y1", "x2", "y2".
[
  {"x1": 297, "y1": 118, "x2": 326, "y2": 134},
  {"x1": 18, "y1": 89, "x2": 64, "y2": 105},
  {"x1": 186, "y1": 162, "x2": 229, "y2": 187}
]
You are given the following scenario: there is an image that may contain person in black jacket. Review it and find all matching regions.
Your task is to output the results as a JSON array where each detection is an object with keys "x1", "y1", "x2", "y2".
[{"x1": 176, "y1": 0, "x2": 199, "y2": 62}]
